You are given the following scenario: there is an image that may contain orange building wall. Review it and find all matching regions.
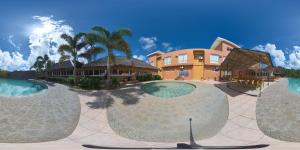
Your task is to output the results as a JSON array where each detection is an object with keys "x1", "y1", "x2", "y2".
[{"x1": 147, "y1": 40, "x2": 239, "y2": 80}]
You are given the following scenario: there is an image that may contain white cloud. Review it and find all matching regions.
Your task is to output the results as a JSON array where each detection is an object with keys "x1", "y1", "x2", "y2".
[
  {"x1": 28, "y1": 16, "x2": 74, "y2": 67},
  {"x1": 0, "y1": 16, "x2": 74, "y2": 71},
  {"x1": 162, "y1": 42, "x2": 175, "y2": 52},
  {"x1": 139, "y1": 37, "x2": 157, "y2": 51},
  {"x1": 133, "y1": 54, "x2": 146, "y2": 61},
  {"x1": 288, "y1": 46, "x2": 300, "y2": 69},
  {"x1": 0, "y1": 49, "x2": 28, "y2": 71},
  {"x1": 253, "y1": 43, "x2": 286, "y2": 67},
  {"x1": 8, "y1": 35, "x2": 21, "y2": 51}
]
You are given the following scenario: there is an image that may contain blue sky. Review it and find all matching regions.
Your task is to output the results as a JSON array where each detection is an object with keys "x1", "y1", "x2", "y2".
[{"x1": 1, "y1": 0, "x2": 300, "y2": 71}]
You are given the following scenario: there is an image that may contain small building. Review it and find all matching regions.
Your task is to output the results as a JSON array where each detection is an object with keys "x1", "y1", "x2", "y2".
[
  {"x1": 48, "y1": 57, "x2": 157, "y2": 80},
  {"x1": 147, "y1": 37, "x2": 240, "y2": 80},
  {"x1": 81, "y1": 56, "x2": 157, "y2": 77}
]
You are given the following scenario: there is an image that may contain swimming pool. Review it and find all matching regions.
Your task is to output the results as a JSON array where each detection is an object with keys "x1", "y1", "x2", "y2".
[
  {"x1": 0, "y1": 78, "x2": 47, "y2": 97},
  {"x1": 287, "y1": 78, "x2": 300, "y2": 96},
  {"x1": 142, "y1": 82, "x2": 195, "y2": 98}
]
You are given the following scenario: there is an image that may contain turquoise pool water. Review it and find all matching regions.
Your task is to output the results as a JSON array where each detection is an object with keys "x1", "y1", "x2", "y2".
[
  {"x1": 288, "y1": 78, "x2": 300, "y2": 95},
  {"x1": 142, "y1": 82, "x2": 195, "y2": 98},
  {"x1": 0, "y1": 78, "x2": 47, "y2": 97}
]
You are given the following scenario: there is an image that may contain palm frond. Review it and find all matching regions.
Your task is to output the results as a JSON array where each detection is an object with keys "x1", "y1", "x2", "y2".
[
  {"x1": 58, "y1": 44, "x2": 73, "y2": 54},
  {"x1": 44, "y1": 54, "x2": 49, "y2": 61},
  {"x1": 59, "y1": 55, "x2": 71, "y2": 63},
  {"x1": 90, "y1": 47, "x2": 105, "y2": 54},
  {"x1": 112, "y1": 39, "x2": 131, "y2": 58},
  {"x1": 108, "y1": 54, "x2": 116, "y2": 65},
  {"x1": 61, "y1": 33, "x2": 73, "y2": 45},
  {"x1": 112, "y1": 28, "x2": 132, "y2": 37},
  {"x1": 78, "y1": 53, "x2": 90, "y2": 59},
  {"x1": 76, "y1": 42, "x2": 87, "y2": 51},
  {"x1": 74, "y1": 33, "x2": 85, "y2": 43},
  {"x1": 84, "y1": 33, "x2": 97, "y2": 45},
  {"x1": 92, "y1": 26, "x2": 110, "y2": 38}
]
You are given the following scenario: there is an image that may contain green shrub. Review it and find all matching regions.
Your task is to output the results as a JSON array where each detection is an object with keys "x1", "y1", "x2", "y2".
[
  {"x1": 153, "y1": 75, "x2": 162, "y2": 80},
  {"x1": 79, "y1": 77, "x2": 102, "y2": 89},
  {"x1": 136, "y1": 74, "x2": 160, "y2": 81},
  {"x1": 112, "y1": 77, "x2": 120, "y2": 87},
  {"x1": 65, "y1": 76, "x2": 75, "y2": 85}
]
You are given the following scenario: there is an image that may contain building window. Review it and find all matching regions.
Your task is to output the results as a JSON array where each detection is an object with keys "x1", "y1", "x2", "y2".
[
  {"x1": 164, "y1": 56, "x2": 171, "y2": 65},
  {"x1": 210, "y1": 55, "x2": 219, "y2": 64},
  {"x1": 227, "y1": 48, "x2": 233, "y2": 51},
  {"x1": 178, "y1": 54, "x2": 188, "y2": 63}
]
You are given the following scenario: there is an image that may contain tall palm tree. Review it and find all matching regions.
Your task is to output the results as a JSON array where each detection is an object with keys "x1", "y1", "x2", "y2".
[
  {"x1": 58, "y1": 33, "x2": 103, "y2": 84},
  {"x1": 87, "y1": 26, "x2": 132, "y2": 85},
  {"x1": 58, "y1": 33, "x2": 87, "y2": 83}
]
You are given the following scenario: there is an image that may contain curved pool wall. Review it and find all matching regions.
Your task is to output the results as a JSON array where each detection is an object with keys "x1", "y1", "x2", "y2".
[
  {"x1": 0, "y1": 81, "x2": 81, "y2": 143},
  {"x1": 142, "y1": 81, "x2": 196, "y2": 98},
  {"x1": 0, "y1": 78, "x2": 47, "y2": 97}
]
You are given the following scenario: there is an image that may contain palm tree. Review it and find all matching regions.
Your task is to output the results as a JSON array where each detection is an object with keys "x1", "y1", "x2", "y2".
[
  {"x1": 58, "y1": 33, "x2": 103, "y2": 84},
  {"x1": 58, "y1": 33, "x2": 87, "y2": 83},
  {"x1": 30, "y1": 54, "x2": 50, "y2": 75},
  {"x1": 81, "y1": 34, "x2": 104, "y2": 63},
  {"x1": 87, "y1": 26, "x2": 132, "y2": 85}
]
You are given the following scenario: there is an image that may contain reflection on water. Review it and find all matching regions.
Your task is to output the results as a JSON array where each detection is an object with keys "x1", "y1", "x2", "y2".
[
  {"x1": 288, "y1": 78, "x2": 300, "y2": 95},
  {"x1": 142, "y1": 82, "x2": 195, "y2": 98}
]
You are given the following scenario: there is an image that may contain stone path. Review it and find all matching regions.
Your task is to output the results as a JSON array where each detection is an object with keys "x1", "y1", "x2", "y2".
[
  {"x1": 0, "y1": 81, "x2": 80, "y2": 143},
  {"x1": 107, "y1": 81, "x2": 229, "y2": 142},
  {"x1": 257, "y1": 78, "x2": 300, "y2": 142}
]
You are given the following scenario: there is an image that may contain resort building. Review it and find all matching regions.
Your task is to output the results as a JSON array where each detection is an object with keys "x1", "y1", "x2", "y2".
[
  {"x1": 147, "y1": 37, "x2": 240, "y2": 80},
  {"x1": 48, "y1": 57, "x2": 157, "y2": 79}
]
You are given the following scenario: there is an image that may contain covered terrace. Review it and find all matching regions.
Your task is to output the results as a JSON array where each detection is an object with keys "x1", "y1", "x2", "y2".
[{"x1": 219, "y1": 48, "x2": 274, "y2": 96}]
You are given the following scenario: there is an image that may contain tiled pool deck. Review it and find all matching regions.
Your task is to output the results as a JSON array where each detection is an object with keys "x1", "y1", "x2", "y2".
[
  {"x1": 0, "y1": 81, "x2": 80, "y2": 143},
  {"x1": 0, "y1": 79, "x2": 300, "y2": 149},
  {"x1": 257, "y1": 78, "x2": 300, "y2": 142}
]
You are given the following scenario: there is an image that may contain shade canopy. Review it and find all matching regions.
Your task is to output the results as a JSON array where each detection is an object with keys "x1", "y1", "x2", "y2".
[{"x1": 220, "y1": 48, "x2": 273, "y2": 70}]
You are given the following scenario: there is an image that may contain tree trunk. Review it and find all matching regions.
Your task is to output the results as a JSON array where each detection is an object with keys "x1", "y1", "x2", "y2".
[
  {"x1": 106, "y1": 53, "x2": 111, "y2": 87},
  {"x1": 73, "y1": 66, "x2": 78, "y2": 85}
]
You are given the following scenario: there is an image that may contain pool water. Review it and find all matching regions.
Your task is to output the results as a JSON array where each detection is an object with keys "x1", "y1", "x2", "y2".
[
  {"x1": 0, "y1": 78, "x2": 47, "y2": 97},
  {"x1": 288, "y1": 78, "x2": 300, "y2": 95},
  {"x1": 142, "y1": 82, "x2": 195, "y2": 98}
]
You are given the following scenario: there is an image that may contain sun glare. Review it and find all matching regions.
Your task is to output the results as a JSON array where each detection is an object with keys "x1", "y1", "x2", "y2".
[{"x1": 32, "y1": 24, "x2": 53, "y2": 35}]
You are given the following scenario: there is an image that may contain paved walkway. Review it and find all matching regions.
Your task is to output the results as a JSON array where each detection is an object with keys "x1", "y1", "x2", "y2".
[
  {"x1": 1, "y1": 80, "x2": 300, "y2": 149},
  {"x1": 257, "y1": 78, "x2": 300, "y2": 142},
  {"x1": 0, "y1": 81, "x2": 80, "y2": 143},
  {"x1": 107, "y1": 81, "x2": 228, "y2": 142}
]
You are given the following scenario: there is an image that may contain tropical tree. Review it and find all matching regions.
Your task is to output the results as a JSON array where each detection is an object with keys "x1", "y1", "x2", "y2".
[
  {"x1": 30, "y1": 54, "x2": 51, "y2": 75},
  {"x1": 58, "y1": 33, "x2": 103, "y2": 84},
  {"x1": 86, "y1": 26, "x2": 132, "y2": 85},
  {"x1": 58, "y1": 33, "x2": 86, "y2": 83},
  {"x1": 81, "y1": 34, "x2": 104, "y2": 63}
]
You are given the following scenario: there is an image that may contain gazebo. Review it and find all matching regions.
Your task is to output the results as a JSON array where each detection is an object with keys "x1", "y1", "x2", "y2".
[{"x1": 219, "y1": 48, "x2": 274, "y2": 96}]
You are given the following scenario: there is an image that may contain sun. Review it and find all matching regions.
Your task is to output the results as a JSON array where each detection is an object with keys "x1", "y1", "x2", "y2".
[{"x1": 32, "y1": 24, "x2": 53, "y2": 35}]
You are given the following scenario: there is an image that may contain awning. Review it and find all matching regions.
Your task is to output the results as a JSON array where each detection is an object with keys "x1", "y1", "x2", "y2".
[{"x1": 220, "y1": 48, "x2": 273, "y2": 70}]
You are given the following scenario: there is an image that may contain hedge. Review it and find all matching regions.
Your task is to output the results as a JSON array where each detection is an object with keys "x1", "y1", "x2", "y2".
[{"x1": 136, "y1": 74, "x2": 162, "y2": 82}]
